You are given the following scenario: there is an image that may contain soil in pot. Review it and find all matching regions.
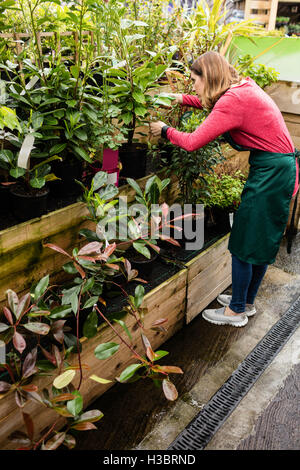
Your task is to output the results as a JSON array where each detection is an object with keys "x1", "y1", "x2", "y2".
[
  {"x1": 9, "y1": 184, "x2": 49, "y2": 222},
  {"x1": 51, "y1": 157, "x2": 84, "y2": 197},
  {"x1": 118, "y1": 143, "x2": 148, "y2": 180},
  {"x1": 125, "y1": 246, "x2": 158, "y2": 281}
]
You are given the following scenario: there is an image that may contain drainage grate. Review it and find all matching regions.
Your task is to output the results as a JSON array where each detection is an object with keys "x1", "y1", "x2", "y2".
[{"x1": 168, "y1": 294, "x2": 300, "y2": 450}]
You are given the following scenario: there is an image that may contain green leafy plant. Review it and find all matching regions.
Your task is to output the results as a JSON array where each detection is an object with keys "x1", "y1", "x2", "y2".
[
  {"x1": 163, "y1": 110, "x2": 225, "y2": 205},
  {"x1": 197, "y1": 170, "x2": 246, "y2": 210},
  {"x1": 236, "y1": 54, "x2": 279, "y2": 89}
]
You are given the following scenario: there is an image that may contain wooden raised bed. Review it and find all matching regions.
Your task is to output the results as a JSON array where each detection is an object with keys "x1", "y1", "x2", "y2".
[
  {"x1": 0, "y1": 267, "x2": 187, "y2": 450},
  {"x1": 0, "y1": 169, "x2": 177, "y2": 309},
  {"x1": 0, "y1": 228, "x2": 234, "y2": 449}
]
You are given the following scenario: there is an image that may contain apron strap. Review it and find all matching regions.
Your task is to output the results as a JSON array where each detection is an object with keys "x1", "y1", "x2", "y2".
[{"x1": 286, "y1": 149, "x2": 300, "y2": 254}]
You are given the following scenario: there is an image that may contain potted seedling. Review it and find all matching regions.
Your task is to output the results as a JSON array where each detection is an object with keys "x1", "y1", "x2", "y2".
[
  {"x1": 196, "y1": 170, "x2": 247, "y2": 232},
  {"x1": 3, "y1": 116, "x2": 61, "y2": 221}
]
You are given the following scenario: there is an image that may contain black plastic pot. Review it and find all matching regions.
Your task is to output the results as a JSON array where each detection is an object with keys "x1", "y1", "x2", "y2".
[
  {"x1": 51, "y1": 157, "x2": 84, "y2": 197},
  {"x1": 9, "y1": 185, "x2": 49, "y2": 222},
  {"x1": 125, "y1": 247, "x2": 158, "y2": 281},
  {"x1": 119, "y1": 143, "x2": 148, "y2": 180},
  {"x1": 0, "y1": 182, "x2": 16, "y2": 215},
  {"x1": 208, "y1": 206, "x2": 233, "y2": 233}
]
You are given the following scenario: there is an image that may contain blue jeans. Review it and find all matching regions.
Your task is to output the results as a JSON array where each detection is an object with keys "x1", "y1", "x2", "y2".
[{"x1": 229, "y1": 254, "x2": 268, "y2": 314}]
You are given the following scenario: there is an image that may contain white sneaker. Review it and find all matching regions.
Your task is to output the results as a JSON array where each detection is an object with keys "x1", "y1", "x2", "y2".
[
  {"x1": 217, "y1": 294, "x2": 256, "y2": 317},
  {"x1": 202, "y1": 306, "x2": 248, "y2": 327}
]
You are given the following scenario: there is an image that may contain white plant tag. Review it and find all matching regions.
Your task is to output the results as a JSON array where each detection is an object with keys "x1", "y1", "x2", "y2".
[
  {"x1": 17, "y1": 133, "x2": 35, "y2": 169},
  {"x1": 229, "y1": 212, "x2": 234, "y2": 228}
]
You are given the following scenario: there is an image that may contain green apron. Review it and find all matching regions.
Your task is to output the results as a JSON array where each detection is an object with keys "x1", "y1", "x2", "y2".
[{"x1": 223, "y1": 131, "x2": 299, "y2": 265}]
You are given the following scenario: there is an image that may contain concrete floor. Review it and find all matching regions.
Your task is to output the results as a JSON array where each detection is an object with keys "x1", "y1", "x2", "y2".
[{"x1": 136, "y1": 232, "x2": 300, "y2": 451}]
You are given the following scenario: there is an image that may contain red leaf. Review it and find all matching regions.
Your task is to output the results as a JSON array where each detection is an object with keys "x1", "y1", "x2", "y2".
[
  {"x1": 13, "y1": 331, "x2": 26, "y2": 354},
  {"x1": 146, "y1": 346, "x2": 155, "y2": 362},
  {"x1": 16, "y1": 293, "x2": 31, "y2": 320},
  {"x1": 43, "y1": 243, "x2": 71, "y2": 258},
  {"x1": 22, "y1": 412, "x2": 34, "y2": 441},
  {"x1": 43, "y1": 432, "x2": 66, "y2": 450},
  {"x1": 74, "y1": 262, "x2": 86, "y2": 279},
  {"x1": 78, "y1": 242, "x2": 103, "y2": 255},
  {"x1": 103, "y1": 243, "x2": 116, "y2": 258},
  {"x1": 77, "y1": 255, "x2": 96, "y2": 263},
  {"x1": 51, "y1": 393, "x2": 76, "y2": 403},
  {"x1": 156, "y1": 366, "x2": 183, "y2": 374},
  {"x1": 22, "y1": 348, "x2": 37, "y2": 378},
  {"x1": 51, "y1": 320, "x2": 66, "y2": 345},
  {"x1": 15, "y1": 390, "x2": 27, "y2": 408},
  {"x1": 21, "y1": 384, "x2": 38, "y2": 393},
  {"x1": 162, "y1": 379, "x2": 178, "y2": 401},
  {"x1": 151, "y1": 318, "x2": 168, "y2": 327},
  {"x1": 105, "y1": 263, "x2": 119, "y2": 270},
  {"x1": 72, "y1": 422, "x2": 97, "y2": 431},
  {"x1": 3, "y1": 306, "x2": 13, "y2": 325},
  {"x1": 39, "y1": 345, "x2": 56, "y2": 365},
  {"x1": 0, "y1": 381, "x2": 11, "y2": 393}
]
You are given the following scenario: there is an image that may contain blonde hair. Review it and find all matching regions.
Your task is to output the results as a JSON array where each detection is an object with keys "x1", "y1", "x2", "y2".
[{"x1": 190, "y1": 51, "x2": 242, "y2": 109}]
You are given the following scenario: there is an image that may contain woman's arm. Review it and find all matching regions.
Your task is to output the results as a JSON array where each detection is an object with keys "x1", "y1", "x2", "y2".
[
  {"x1": 166, "y1": 93, "x2": 243, "y2": 151},
  {"x1": 182, "y1": 94, "x2": 203, "y2": 109}
]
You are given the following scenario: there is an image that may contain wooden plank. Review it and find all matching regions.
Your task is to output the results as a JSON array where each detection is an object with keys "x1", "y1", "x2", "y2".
[
  {"x1": 248, "y1": 13, "x2": 270, "y2": 23},
  {"x1": 0, "y1": 268, "x2": 187, "y2": 449},
  {"x1": 266, "y1": 82, "x2": 300, "y2": 116},
  {"x1": 248, "y1": 1, "x2": 271, "y2": 9},
  {"x1": 187, "y1": 249, "x2": 231, "y2": 323},
  {"x1": 186, "y1": 234, "x2": 230, "y2": 282}
]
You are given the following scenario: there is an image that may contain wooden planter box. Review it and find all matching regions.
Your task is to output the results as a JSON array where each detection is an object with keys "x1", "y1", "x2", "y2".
[
  {"x1": 0, "y1": 231, "x2": 234, "y2": 449},
  {"x1": 0, "y1": 267, "x2": 187, "y2": 450}
]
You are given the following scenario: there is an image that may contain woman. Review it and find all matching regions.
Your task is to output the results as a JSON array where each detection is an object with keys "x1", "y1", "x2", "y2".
[{"x1": 150, "y1": 51, "x2": 300, "y2": 328}]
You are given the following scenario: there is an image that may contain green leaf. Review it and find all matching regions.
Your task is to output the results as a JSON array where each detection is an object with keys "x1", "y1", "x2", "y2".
[
  {"x1": 118, "y1": 363, "x2": 142, "y2": 383},
  {"x1": 126, "y1": 178, "x2": 143, "y2": 197},
  {"x1": 23, "y1": 322, "x2": 50, "y2": 335},
  {"x1": 10, "y1": 167, "x2": 26, "y2": 179},
  {"x1": 89, "y1": 374, "x2": 112, "y2": 385},
  {"x1": 132, "y1": 89, "x2": 146, "y2": 104},
  {"x1": 113, "y1": 319, "x2": 132, "y2": 341},
  {"x1": 34, "y1": 275, "x2": 49, "y2": 301},
  {"x1": 133, "y1": 241, "x2": 151, "y2": 259},
  {"x1": 49, "y1": 143, "x2": 67, "y2": 155},
  {"x1": 92, "y1": 171, "x2": 107, "y2": 191},
  {"x1": 0, "y1": 323, "x2": 10, "y2": 332},
  {"x1": 30, "y1": 176, "x2": 46, "y2": 189},
  {"x1": 98, "y1": 184, "x2": 119, "y2": 201},
  {"x1": 120, "y1": 112, "x2": 133, "y2": 125},
  {"x1": 83, "y1": 308, "x2": 98, "y2": 339},
  {"x1": 82, "y1": 296, "x2": 98, "y2": 310},
  {"x1": 94, "y1": 342, "x2": 119, "y2": 360},
  {"x1": 70, "y1": 65, "x2": 80, "y2": 79},
  {"x1": 153, "y1": 350, "x2": 169, "y2": 361},
  {"x1": 134, "y1": 284, "x2": 145, "y2": 308},
  {"x1": 49, "y1": 306, "x2": 73, "y2": 319},
  {"x1": 67, "y1": 391, "x2": 83, "y2": 417},
  {"x1": 53, "y1": 370, "x2": 76, "y2": 389}
]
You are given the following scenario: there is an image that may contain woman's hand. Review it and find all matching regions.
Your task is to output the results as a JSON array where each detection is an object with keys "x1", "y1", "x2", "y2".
[
  {"x1": 150, "y1": 121, "x2": 167, "y2": 137},
  {"x1": 167, "y1": 93, "x2": 183, "y2": 104}
]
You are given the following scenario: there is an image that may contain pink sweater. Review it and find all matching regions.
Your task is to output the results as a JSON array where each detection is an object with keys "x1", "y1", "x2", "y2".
[{"x1": 166, "y1": 77, "x2": 299, "y2": 196}]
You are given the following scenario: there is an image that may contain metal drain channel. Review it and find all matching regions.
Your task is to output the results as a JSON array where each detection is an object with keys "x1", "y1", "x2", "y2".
[{"x1": 168, "y1": 294, "x2": 300, "y2": 450}]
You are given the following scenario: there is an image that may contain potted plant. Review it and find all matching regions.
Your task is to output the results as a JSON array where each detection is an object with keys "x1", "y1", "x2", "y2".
[
  {"x1": 98, "y1": 0, "x2": 176, "y2": 180},
  {"x1": 1, "y1": 113, "x2": 61, "y2": 221},
  {"x1": 0, "y1": 106, "x2": 22, "y2": 214},
  {"x1": 196, "y1": 170, "x2": 247, "y2": 232}
]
